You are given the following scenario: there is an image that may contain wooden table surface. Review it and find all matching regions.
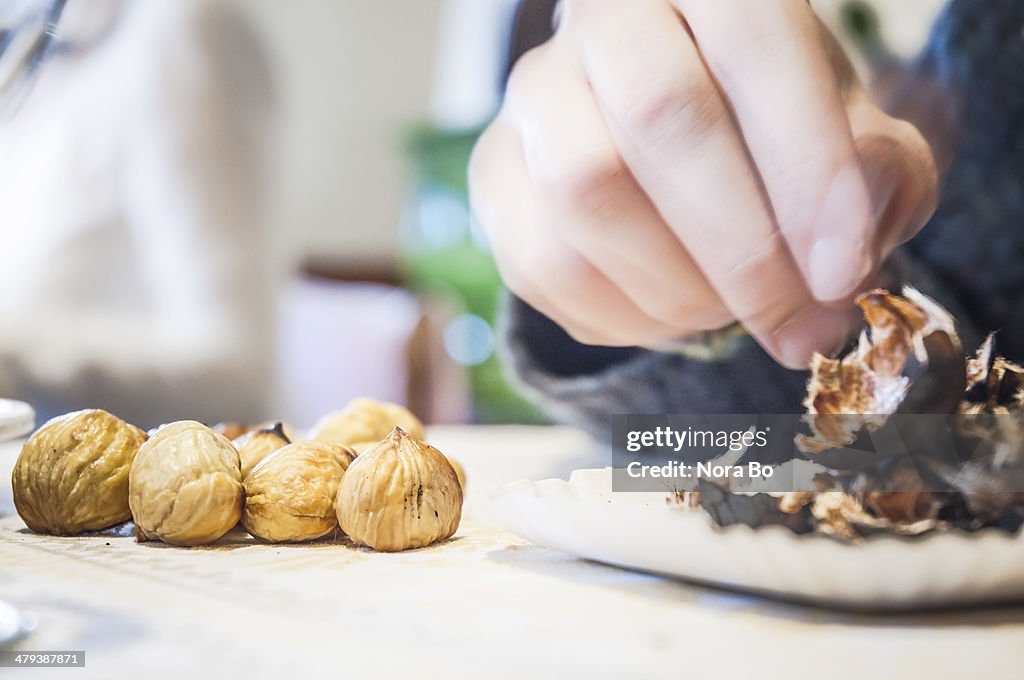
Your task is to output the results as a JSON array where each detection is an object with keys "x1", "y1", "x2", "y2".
[{"x1": 2, "y1": 425, "x2": 1023, "y2": 679}]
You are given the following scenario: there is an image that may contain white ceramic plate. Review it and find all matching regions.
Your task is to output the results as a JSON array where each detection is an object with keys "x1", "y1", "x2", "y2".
[
  {"x1": 483, "y1": 468, "x2": 1024, "y2": 610},
  {"x1": 0, "y1": 400, "x2": 34, "y2": 442}
]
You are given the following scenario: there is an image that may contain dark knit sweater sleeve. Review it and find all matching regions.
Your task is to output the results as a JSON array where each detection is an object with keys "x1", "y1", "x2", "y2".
[
  {"x1": 499, "y1": 294, "x2": 809, "y2": 441},
  {"x1": 496, "y1": 0, "x2": 1023, "y2": 441}
]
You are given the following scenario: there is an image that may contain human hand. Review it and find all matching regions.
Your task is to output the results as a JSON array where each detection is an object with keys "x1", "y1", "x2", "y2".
[{"x1": 469, "y1": 0, "x2": 937, "y2": 368}]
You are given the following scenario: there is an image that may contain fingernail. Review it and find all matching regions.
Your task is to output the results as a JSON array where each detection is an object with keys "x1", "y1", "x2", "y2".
[
  {"x1": 774, "y1": 307, "x2": 855, "y2": 370},
  {"x1": 809, "y1": 165, "x2": 875, "y2": 302}
]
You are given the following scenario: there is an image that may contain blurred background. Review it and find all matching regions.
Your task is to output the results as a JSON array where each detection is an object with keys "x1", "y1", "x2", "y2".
[{"x1": 0, "y1": 0, "x2": 946, "y2": 431}]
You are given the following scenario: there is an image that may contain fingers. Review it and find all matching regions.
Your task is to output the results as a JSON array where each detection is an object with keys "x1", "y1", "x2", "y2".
[
  {"x1": 504, "y1": 43, "x2": 732, "y2": 332},
  {"x1": 471, "y1": 0, "x2": 934, "y2": 367},
  {"x1": 565, "y1": 0, "x2": 852, "y2": 367},
  {"x1": 469, "y1": 120, "x2": 694, "y2": 347},
  {"x1": 671, "y1": 0, "x2": 875, "y2": 303}
]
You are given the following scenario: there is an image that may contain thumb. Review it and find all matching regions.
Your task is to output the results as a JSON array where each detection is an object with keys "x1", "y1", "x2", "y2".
[{"x1": 852, "y1": 108, "x2": 939, "y2": 259}]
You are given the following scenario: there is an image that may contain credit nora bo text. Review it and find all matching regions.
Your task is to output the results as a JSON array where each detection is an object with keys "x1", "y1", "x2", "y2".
[
  {"x1": 625, "y1": 426, "x2": 770, "y2": 453},
  {"x1": 626, "y1": 461, "x2": 775, "y2": 479}
]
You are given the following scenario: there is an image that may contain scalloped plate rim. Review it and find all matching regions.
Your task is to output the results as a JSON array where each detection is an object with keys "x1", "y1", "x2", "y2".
[{"x1": 482, "y1": 468, "x2": 1024, "y2": 609}]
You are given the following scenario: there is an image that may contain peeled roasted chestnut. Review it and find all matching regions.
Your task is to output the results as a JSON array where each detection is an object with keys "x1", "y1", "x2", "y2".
[
  {"x1": 233, "y1": 422, "x2": 290, "y2": 479},
  {"x1": 446, "y1": 455, "x2": 467, "y2": 491},
  {"x1": 212, "y1": 421, "x2": 250, "y2": 441},
  {"x1": 311, "y1": 398, "x2": 424, "y2": 446},
  {"x1": 335, "y1": 427, "x2": 461, "y2": 551},
  {"x1": 243, "y1": 441, "x2": 357, "y2": 542},
  {"x1": 253, "y1": 420, "x2": 297, "y2": 442},
  {"x1": 129, "y1": 421, "x2": 243, "y2": 546},
  {"x1": 12, "y1": 410, "x2": 147, "y2": 535}
]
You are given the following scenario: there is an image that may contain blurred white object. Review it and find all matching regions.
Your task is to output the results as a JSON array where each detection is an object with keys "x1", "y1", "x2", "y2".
[
  {"x1": 430, "y1": 0, "x2": 518, "y2": 129},
  {"x1": 0, "y1": 0, "x2": 276, "y2": 426},
  {"x1": 276, "y1": 279, "x2": 423, "y2": 428},
  {"x1": 0, "y1": 399, "x2": 34, "y2": 441},
  {"x1": 0, "y1": 0, "x2": 67, "y2": 116},
  {"x1": 0, "y1": 598, "x2": 37, "y2": 646},
  {"x1": 242, "y1": 1, "x2": 443, "y2": 264}
]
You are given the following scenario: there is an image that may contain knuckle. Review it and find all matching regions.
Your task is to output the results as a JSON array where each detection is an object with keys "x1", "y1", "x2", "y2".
[
  {"x1": 763, "y1": 304, "x2": 806, "y2": 342},
  {"x1": 502, "y1": 268, "x2": 534, "y2": 301},
  {"x1": 467, "y1": 125, "x2": 499, "y2": 189},
  {"x1": 493, "y1": 252, "x2": 539, "y2": 302},
  {"x1": 534, "y1": 245, "x2": 593, "y2": 287},
  {"x1": 752, "y1": 296, "x2": 801, "y2": 341},
  {"x1": 537, "y1": 147, "x2": 629, "y2": 216},
  {"x1": 721, "y1": 232, "x2": 798, "y2": 324},
  {"x1": 504, "y1": 46, "x2": 547, "y2": 108},
  {"x1": 531, "y1": 252, "x2": 627, "y2": 346},
  {"x1": 504, "y1": 243, "x2": 640, "y2": 348},
  {"x1": 467, "y1": 123, "x2": 517, "y2": 236},
  {"x1": 623, "y1": 72, "x2": 725, "y2": 146},
  {"x1": 725, "y1": 231, "x2": 786, "y2": 285},
  {"x1": 638, "y1": 293, "x2": 705, "y2": 326}
]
